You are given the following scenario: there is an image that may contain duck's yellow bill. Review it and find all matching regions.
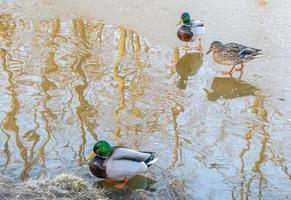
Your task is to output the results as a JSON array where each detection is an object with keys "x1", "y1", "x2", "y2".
[
  {"x1": 86, "y1": 151, "x2": 96, "y2": 161},
  {"x1": 177, "y1": 18, "x2": 183, "y2": 26}
]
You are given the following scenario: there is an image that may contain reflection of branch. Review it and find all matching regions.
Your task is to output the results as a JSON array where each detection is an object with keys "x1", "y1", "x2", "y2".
[
  {"x1": 0, "y1": 126, "x2": 11, "y2": 171},
  {"x1": 0, "y1": 49, "x2": 29, "y2": 180},
  {"x1": 251, "y1": 97, "x2": 269, "y2": 175},
  {"x1": 74, "y1": 55, "x2": 98, "y2": 140},
  {"x1": 149, "y1": 110, "x2": 163, "y2": 131},
  {"x1": 21, "y1": 127, "x2": 40, "y2": 181},
  {"x1": 239, "y1": 129, "x2": 253, "y2": 174},
  {"x1": 72, "y1": 18, "x2": 99, "y2": 164},
  {"x1": 96, "y1": 23, "x2": 105, "y2": 44},
  {"x1": 169, "y1": 101, "x2": 184, "y2": 170},
  {"x1": 245, "y1": 175, "x2": 255, "y2": 200},
  {"x1": 237, "y1": 95, "x2": 283, "y2": 199},
  {"x1": 237, "y1": 128, "x2": 253, "y2": 200},
  {"x1": 72, "y1": 18, "x2": 89, "y2": 50},
  {"x1": 0, "y1": 13, "x2": 16, "y2": 47},
  {"x1": 0, "y1": 50, "x2": 11, "y2": 171},
  {"x1": 0, "y1": 17, "x2": 49, "y2": 180},
  {"x1": 45, "y1": 18, "x2": 60, "y2": 73},
  {"x1": 29, "y1": 18, "x2": 62, "y2": 178},
  {"x1": 129, "y1": 31, "x2": 146, "y2": 119},
  {"x1": 268, "y1": 147, "x2": 291, "y2": 180},
  {"x1": 252, "y1": 126, "x2": 269, "y2": 173},
  {"x1": 113, "y1": 27, "x2": 126, "y2": 115},
  {"x1": 38, "y1": 75, "x2": 54, "y2": 174},
  {"x1": 73, "y1": 54, "x2": 97, "y2": 164},
  {"x1": 235, "y1": 94, "x2": 291, "y2": 199},
  {"x1": 166, "y1": 47, "x2": 179, "y2": 79}
]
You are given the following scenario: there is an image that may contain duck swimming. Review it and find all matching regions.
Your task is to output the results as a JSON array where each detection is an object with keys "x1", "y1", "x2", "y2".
[
  {"x1": 86, "y1": 141, "x2": 158, "y2": 189},
  {"x1": 177, "y1": 12, "x2": 205, "y2": 50},
  {"x1": 206, "y1": 41, "x2": 262, "y2": 78}
]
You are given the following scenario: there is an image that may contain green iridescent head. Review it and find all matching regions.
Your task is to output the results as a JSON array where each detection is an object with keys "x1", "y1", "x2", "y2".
[
  {"x1": 93, "y1": 141, "x2": 113, "y2": 158},
  {"x1": 181, "y1": 12, "x2": 191, "y2": 25}
]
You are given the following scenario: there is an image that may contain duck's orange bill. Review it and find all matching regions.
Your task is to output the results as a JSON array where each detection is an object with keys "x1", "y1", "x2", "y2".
[{"x1": 86, "y1": 151, "x2": 96, "y2": 161}]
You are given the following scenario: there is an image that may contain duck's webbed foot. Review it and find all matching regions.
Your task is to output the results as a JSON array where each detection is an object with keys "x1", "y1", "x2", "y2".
[
  {"x1": 114, "y1": 177, "x2": 128, "y2": 189},
  {"x1": 196, "y1": 38, "x2": 203, "y2": 51},
  {"x1": 222, "y1": 70, "x2": 233, "y2": 75},
  {"x1": 222, "y1": 65, "x2": 236, "y2": 76}
]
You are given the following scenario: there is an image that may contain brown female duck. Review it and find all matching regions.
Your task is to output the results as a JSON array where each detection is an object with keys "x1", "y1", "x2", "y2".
[{"x1": 207, "y1": 41, "x2": 262, "y2": 78}]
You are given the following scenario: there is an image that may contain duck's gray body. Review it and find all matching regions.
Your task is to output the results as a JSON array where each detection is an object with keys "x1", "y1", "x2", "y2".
[
  {"x1": 89, "y1": 147, "x2": 157, "y2": 181},
  {"x1": 190, "y1": 20, "x2": 205, "y2": 37}
]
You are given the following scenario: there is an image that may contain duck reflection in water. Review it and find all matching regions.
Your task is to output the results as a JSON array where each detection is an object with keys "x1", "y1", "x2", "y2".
[
  {"x1": 94, "y1": 175, "x2": 156, "y2": 199},
  {"x1": 205, "y1": 77, "x2": 258, "y2": 101},
  {"x1": 175, "y1": 52, "x2": 203, "y2": 89}
]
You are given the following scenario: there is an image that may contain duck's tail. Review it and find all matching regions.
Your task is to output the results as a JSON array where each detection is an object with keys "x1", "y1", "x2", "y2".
[
  {"x1": 144, "y1": 154, "x2": 159, "y2": 167},
  {"x1": 239, "y1": 48, "x2": 263, "y2": 60},
  {"x1": 252, "y1": 53, "x2": 263, "y2": 59}
]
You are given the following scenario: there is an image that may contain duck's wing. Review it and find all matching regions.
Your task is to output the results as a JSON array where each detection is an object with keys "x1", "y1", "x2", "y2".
[
  {"x1": 106, "y1": 159, "x2": 148, "y2": 181},
  {"x1": 222, "y1": 43, "x2": 251, "y2": 60},
  {"x1": 106, "y1": 147, "x2": 158, "y2": 180},
  {"x1": 191, "y1": 20, "x2": 205, "y2": 36},
  {"x1": 111, "y1": 147, "x2": 154, "y2": 162},
  {"x1": 225, "y1": 43, "x2": 247, "y2": 52},
  {"x1": 191, "y1": 20, "x2": 204, "y2": 28}
]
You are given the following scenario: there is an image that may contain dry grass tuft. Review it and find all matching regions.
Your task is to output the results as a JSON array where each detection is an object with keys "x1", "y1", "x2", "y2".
[{"x1": 0, "y1": 173, "x2": 108, "y2": 200}]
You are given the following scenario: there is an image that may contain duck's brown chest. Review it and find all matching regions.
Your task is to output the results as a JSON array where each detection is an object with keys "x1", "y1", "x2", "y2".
[
  {"x1": 177, "y1": 26, "x2": 193, "y2": 42},
  {"x1": 89, "y1": 157, "x2": 107, "y2": 178}
]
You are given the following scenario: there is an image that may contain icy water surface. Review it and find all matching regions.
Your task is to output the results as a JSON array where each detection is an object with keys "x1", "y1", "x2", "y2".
[{"x1": 0, "y1": 0, "x2": 291, "y2": 199}]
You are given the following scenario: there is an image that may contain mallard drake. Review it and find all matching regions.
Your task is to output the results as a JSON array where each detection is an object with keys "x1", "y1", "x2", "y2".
[
  {"x1": 206, "y1": 41, "x2": 262, "y2": 78},
  {"x1": 86, "y1": 141, "x2": 158, "y2": 189},
  {"x1": 177, "y1": 12, "x2": 205, "y2": 50}
]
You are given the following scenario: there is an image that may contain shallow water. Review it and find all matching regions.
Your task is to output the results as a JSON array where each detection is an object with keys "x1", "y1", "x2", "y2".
[{"x1": 0, "y1": 0, "x2": 291, "y2": 199}]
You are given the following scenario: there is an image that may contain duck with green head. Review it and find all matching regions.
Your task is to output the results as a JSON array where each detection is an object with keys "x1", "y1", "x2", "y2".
[
  {"x1": 177, "y1": 12, "x2": 205, "y2": 50},
  {"x1": 206, "y1": 41, "x2": 262, "y2": 78},
  {"x1": 86, "y1": 141, "x2": 158, "y2": 189}
]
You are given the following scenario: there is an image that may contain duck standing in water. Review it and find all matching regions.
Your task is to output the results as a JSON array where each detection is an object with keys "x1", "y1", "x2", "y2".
[
  {"x1": 86, "y1": 141, "x2": 158, "y2": 189},
  {"x1": 206, "y1": 41, "x2": 262, "y2": 78},
  {"x1": 177, "y1": 12, "x2": 205, "y2": 50}
]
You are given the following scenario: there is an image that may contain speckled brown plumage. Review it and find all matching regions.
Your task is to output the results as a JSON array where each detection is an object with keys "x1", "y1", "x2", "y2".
[{"x1": 208, "y1": 41, "x2": 262, "y2": 66}]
